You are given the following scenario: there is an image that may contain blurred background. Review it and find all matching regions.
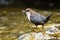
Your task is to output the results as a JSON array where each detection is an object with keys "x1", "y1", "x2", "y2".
[
  {"x1": 0, "y1": 0, "x2": 60, "y2": 9},
  {"x1": 0, "y1": 0, "x2": 60, "y2": 40}
]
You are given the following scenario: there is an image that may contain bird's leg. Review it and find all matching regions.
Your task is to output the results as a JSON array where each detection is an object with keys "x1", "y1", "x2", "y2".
[
  {"x1": 42, "y1": 24, "x2": 45, "y2": 40},
  {"x1": 36, "y1": 25, "x2": 37, "y2": 29},
  {"x1": 42, "y1": 24, "x2": 45, "y2": 35}
]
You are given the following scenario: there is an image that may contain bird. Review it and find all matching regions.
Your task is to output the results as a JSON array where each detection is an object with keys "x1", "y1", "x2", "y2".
[{"x1": 22, "y1": 8, "x2": 52, "y2": 31}]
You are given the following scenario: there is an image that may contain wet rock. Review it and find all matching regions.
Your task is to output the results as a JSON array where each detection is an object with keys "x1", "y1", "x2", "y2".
[
  {"x1": 0, "y1": 24, "x2": 3, "y2": 26},
  {"x1": 0, "y1": 38, "x2": 2, "y2": 40},
  {"x1": 32, "y1": 25, "x2": 42, "y2": 28},
  {"x1": 0, "y1": 17, "x2": 8, "y2": 22},
  {"x1": 45, "y1": 23, "x2": 60, "y2": 33},
  {"x1": 18, "y1": 32, "x2": 53, "y2": 40},
  {"x1": 19, "y1": 31, "x2": 25, "y2": 34},
  {"x1": 46, "y1": 30, "x2": 55, "y2": 35},
  {"x1": 11, "y1": 29, "x2": 18, "y2": 33},
  {"x1": 26, "y1": 30, "x2": 31, "y2": 32},
  {"x1": 0, "y1": 26, "x2": 6, "y2": 29},
  {"x1": 2, "y1": 34, "x2": 17, "y2": 40},
  {"x1": 18, "y1": 23, "x2": 60, "y2": 40},
  {"x1": 57, "y1": 13, "x2": 60, "y2": 15},
  {"x1": 42, "y1": 11, "x2": 50, "y2": 14},
  {"x1": 10, "y1": 22, "x2": 17, "y2": 26},
  {"x1": 3, "y1": 11, "x2": 7, "y2": 14},
  {"x1": 21, "y1": 21, "x2": 24, "y2": 23},
  {"x1": 0, "y1": 31, "x2": 4, "y2": 33},
  {"x1": 45, "y1": 23, "x2": 60, "y2": 29},
  {"x1": 9, "y1": 12, "x2": 17, "y2": 16}
]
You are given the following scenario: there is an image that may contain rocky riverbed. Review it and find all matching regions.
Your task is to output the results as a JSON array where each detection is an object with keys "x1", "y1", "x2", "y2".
[{"x1": 0, "y1": 7, "x2": 60, "y2": 40}]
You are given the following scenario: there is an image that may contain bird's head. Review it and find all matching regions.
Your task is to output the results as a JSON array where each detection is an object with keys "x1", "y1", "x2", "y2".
[
  {"x1": 22, "y1": 8, "x2": 36, "y2": 15},
  {"x1": 22, "y1": 8, "x2": 30, "y2": 13},
  {"x1": 22, "y1": 8, "x2": 32, "y2": 21},
  {"x1": 22, "y1": 8, "x2": 37, "y2": 21}
]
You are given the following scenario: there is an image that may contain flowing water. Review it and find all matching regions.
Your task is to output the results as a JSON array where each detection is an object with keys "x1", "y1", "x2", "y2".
[{"x1": 0, "y1": 7, "x2": 60, "y2": 40}]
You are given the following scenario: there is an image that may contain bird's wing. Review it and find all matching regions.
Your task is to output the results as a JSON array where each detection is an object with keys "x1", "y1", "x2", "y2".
[
  {"x1": 30, "y1": 13, "x2": 45, "y2": 24},
  {"x1": 40, "y1": 14, "x2": 47, "y2": 20},
  {"x1": 36, "y1": 13, "x2": 46, "y2": 21}
]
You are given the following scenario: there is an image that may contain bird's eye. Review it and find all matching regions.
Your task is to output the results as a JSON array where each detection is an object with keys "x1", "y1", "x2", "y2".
[{"x1": 26, "y1": 10, "x2": 29, "y2": 12}]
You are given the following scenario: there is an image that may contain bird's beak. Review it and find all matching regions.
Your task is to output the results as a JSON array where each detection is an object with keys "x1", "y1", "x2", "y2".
[
  {"x1": 22, "y1": 10, "x2": 26, "y2": 15},
  {"x1": 22, "y1": 10, "x2": 25, "y2": 13}
]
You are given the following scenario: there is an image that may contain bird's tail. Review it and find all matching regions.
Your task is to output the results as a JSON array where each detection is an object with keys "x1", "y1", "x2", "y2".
[
  {"x1": 47, "y1": 14, "x2": 52, "y2": 19},
  {"x1": 45, "y1": 14, "x2": 53, "y2": 22}
]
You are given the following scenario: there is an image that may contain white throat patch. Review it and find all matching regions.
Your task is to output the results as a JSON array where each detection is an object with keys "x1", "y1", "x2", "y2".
[{"x1": 26, "y1": 12, "x2": 31, "y2": 21}]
